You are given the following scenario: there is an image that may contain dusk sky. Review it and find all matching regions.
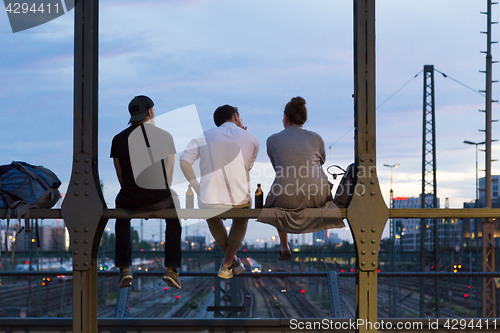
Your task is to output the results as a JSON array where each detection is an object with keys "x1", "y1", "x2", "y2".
[{"x1": 1, "y1": 1, "x2": 499, "y2": 245}]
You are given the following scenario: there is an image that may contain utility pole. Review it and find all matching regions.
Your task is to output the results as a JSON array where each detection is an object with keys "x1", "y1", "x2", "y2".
[
  {"x1": 480, "y1": 0, "x2": 497, "y2": 318},
  {"x1": 420, "y1": 64, "x2": 439, "y2": 317}
]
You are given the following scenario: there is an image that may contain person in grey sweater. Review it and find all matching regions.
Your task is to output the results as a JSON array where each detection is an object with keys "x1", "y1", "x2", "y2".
[{"x1": 259, "y1": 96, "x2": 343, "y2": 260}]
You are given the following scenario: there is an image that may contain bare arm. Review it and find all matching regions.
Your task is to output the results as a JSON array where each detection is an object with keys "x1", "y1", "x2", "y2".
[
  {"x1": 113, "y1": 157, "x2": 123, "y2": 187},
  {"x1": 180, "y1": 160, "x2": 200, "y2": 195}
]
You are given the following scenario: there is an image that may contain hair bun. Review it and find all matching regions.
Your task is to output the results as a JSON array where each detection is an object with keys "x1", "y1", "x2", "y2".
[
  {"x1": 284, "y1": 96, "x2": 307, "y2": 125},
  {"x1": 290, "y1": 96, "x2": 306, "y2": 106}
]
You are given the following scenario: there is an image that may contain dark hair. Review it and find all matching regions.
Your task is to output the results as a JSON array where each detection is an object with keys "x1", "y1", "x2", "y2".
[
  {"x1": 213, "y1": 105, "x2": 238, "y2": 127},
  {"x1": 284, "y1": 96, "x2": 307, "y2": 125}
]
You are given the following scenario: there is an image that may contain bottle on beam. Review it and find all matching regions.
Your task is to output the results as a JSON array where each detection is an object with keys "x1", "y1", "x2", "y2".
[
  {"x1": 186, "y1": 184, "x2": 194, "y2": 209},
  {"x1": 255, "y1": 184, "x2": 263, "y2": 208}
]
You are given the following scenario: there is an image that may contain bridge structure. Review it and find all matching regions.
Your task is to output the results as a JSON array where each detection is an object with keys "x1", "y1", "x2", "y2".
[{"x1": 1, "y1": 1, "x2": 500, "y2": 333}]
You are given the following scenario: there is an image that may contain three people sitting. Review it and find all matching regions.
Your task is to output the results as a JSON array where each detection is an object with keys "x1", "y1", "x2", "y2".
[{"x1": 111, "y1": 96, "x2": 341, "y2": 285}]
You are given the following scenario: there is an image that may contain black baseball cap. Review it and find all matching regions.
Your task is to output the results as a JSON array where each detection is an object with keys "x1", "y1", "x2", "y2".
[{"x1": 128, "y1": 95, "x2": 154, "y2": 123}]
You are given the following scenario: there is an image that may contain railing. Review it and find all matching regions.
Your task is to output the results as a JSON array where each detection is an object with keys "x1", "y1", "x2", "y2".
[{"x1": 1, "y1": 271, "x2": 500, "y2": 333}]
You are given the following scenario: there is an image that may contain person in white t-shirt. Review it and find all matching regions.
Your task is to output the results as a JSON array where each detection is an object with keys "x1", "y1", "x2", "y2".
[{"x1": 180, "y1": 105, "x2": 259, "y2": 278}]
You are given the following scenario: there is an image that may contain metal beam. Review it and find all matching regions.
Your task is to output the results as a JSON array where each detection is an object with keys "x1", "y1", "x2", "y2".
[
  {"x1": 60, "y1": 1, "x2": 107, "y2": 332},
  {"x1": 348, "y1": 1, "x2": 388, "y2": 332},
  {"x1": 4, "y1": 208, "x2": 500, "y2": 220}
]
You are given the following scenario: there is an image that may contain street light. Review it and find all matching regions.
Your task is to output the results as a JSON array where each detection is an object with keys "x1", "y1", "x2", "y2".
[
  {"x1": 463, "y1": 141, "x2": 485, "y2": 208},
  {"x1": 383, "y1": 164, "x2": 400, "y2": 207}
]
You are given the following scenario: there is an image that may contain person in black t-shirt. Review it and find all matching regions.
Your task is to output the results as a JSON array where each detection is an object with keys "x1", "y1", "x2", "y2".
[{"x1": 110, "y1": 95, "x2": 182, "y2": 289}]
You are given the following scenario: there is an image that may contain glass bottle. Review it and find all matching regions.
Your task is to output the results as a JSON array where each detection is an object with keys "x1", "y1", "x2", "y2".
[{"x1": 255, "y1": 184, "x2": 263, "y2": 208}]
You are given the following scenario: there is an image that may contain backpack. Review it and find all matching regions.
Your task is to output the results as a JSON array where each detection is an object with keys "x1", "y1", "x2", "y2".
[
  {"x1": 0, "y1": 161, "x2": 61, "y2": 256},
  {"x1": 329, "y1": 163, "x2": 358, "y2": 208}
]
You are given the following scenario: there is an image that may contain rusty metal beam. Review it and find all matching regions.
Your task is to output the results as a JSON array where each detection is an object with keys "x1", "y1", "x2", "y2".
[
  {"x1": 60, "y1": 1, "x2": 107, "y2": 332},
  {"x1": 348, "y1": 1, "x2": 387, "y2": 332},
  {"x1": 3, "y1": 208, "x2": 500, "y2": 220}
]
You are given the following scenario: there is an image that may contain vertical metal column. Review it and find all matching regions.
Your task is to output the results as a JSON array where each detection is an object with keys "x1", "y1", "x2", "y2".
[
  {"x1": 481, "y1": 0, "x2": 497, "y2": 318},
  {"x1": 419, "y1": 65, "x2": 439, "y2": 317},
  {"x1": 61, "y1": 1, "x2": 108, "y2": 333},
  {"x1": 348, "y1": 1, "x2": 388, "y2": 332}
]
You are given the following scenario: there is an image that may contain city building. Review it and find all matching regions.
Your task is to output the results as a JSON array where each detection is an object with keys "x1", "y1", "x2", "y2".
[
  {"x1": 312, "y1": 229, "x2": 342, "y2": 246},
  {"x1": 393, "y1": 195, "x2": 461, "y2": 252},
  {"x1": 313, "y1": 229, "x2": 328, "y2": 246},
  {"x1": 478, "y1": 175, "x2": 500, "y2": 207},
  {"x1": 2, "y1": 225, "x2": 69, "y2": 252}
]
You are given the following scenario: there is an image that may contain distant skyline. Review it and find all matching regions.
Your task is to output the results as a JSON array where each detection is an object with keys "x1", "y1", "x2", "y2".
[{"x1": 1, "y1": 1, "x2": 500, "y2": 244}]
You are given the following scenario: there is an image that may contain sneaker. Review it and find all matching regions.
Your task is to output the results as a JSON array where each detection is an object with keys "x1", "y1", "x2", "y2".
[
  {"x1": 232, "y1": 258, "x2": 245, "y2": 275},
  {"x1": 163, "y1": 268, "x2": 181, "y2": 289},
  {"x1": 217, "y1": 264, "x2": 233, "y2": 279},
  {"x1": 118, "y1": 268, "x2": 132, "y2": 289}
]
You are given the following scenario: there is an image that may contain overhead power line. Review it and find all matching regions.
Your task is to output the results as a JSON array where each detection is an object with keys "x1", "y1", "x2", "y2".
[
  {"x1": 328, "y1": 66, "x2": 496, "y2": 148},
  {"x1": 433, "y1": 68, "x2": 498, "y2": 103},
  {"x1": 376, "y1": 70, "x2": 423, "y2": 110}
]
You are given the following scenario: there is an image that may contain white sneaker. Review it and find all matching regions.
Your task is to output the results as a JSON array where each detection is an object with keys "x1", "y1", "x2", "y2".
[
  {"x1": 217, "y1": 264, "x2": 233, "y2": 279},
  {"x1": 232, "y1": 258, "x2": 245, "y2": 275}
]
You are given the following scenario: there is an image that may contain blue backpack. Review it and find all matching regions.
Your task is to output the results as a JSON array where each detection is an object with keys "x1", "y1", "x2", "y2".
[{"x1": 0, "y1": 161, "x2": 61, "y2": 254}]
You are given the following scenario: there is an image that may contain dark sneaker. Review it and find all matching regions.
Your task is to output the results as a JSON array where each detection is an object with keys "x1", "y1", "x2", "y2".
[
  {"x1": 163, "y1": 268, "x2": 181, "y2": 289},
  {"x1": 232, "y1": 258, "x2": 245, "y2": 275},
  {"x1": 118, "y1": 268, "x2": 132, "y2": 288},
  {"x1": 218, "y1": 264, "x2": 233, "y2": 279}
]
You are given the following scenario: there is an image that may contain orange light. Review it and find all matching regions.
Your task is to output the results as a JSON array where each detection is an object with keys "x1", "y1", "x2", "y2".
[
  {"x1": 393, "y1": 197, "x2": 408, "y2": 200},
  {"x1": 42, "y1": 282, "x2": 46, "y2": 286},
  {"x1": 46, "y1": 278, "x2": 51, "y2": 282}
]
